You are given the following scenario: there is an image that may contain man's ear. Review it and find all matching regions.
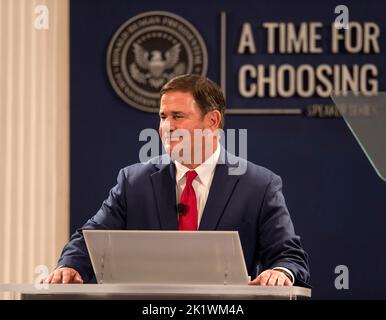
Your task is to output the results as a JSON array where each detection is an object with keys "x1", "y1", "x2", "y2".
[{"x1": 206, "y1": 110, "x2": 222, "y2": 129}]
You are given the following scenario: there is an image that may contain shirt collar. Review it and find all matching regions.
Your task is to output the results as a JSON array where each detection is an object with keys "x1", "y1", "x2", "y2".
[{"x1": 175, "y1": 145, "x2": 221, "y2": 186}]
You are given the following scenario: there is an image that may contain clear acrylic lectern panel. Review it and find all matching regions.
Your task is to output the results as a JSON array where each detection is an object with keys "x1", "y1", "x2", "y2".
[{"x1": 83, "y1": 230, "x2": 250, "y2": 285}]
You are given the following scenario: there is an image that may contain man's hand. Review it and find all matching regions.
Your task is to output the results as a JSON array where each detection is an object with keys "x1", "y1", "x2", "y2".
[
  {"x1": 42, "y1": 267, "x2": 84, "y2": 284},
  {"x1": 248, "y1": 269, "x2": 292, "y2": 286}
]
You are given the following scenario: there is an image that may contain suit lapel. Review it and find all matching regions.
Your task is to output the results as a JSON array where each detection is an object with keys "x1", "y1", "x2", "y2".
[
  {"x1": 150, "y1": 163, "x2": 178, "y2": 230},
  {"x1": 198, "y1": 161, "x2": 240, "y2": 230}
]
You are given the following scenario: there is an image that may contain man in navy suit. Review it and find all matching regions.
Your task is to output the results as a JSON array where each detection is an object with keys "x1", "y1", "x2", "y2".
[{"x1": 44, "y1": 74, "x2": 310, "y2": 286}]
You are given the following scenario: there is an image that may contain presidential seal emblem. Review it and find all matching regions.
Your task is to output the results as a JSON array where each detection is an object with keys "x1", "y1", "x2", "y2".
[{"x1": 107, "y1": 11, "x2": 208, "y2": 112}]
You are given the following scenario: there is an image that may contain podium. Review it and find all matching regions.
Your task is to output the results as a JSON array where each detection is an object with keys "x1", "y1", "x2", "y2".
[{"x1": 0, "y1": 284, "x2": 311, "y2": 300}]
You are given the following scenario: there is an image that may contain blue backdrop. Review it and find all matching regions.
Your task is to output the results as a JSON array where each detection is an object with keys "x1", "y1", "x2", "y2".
[{"x1": 70, "y1": 0, "x2": 386, "y2": 299}]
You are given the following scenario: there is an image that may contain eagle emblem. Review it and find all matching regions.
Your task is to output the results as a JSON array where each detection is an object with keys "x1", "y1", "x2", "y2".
[
  {"x1": 107, "y1": 11, "x2": 207, "y2": 111},
  {"x1": 130, "y1": 43, "x2": 186, "y2": 88}
]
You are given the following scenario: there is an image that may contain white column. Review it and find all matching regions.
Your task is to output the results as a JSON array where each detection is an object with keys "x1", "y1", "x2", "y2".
[{"x1": 0, "y1": 0, "x2": 69, "y2": 298}]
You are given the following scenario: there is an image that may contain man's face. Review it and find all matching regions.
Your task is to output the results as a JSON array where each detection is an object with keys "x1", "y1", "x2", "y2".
[{"x1": 159, "y1": 91, "x2": 215, "y2": 164}]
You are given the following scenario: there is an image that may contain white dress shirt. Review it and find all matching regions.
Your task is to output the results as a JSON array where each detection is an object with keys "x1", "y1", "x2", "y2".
[{"x1": 175, "y1": 145, "x2": 221, "y2": 227}]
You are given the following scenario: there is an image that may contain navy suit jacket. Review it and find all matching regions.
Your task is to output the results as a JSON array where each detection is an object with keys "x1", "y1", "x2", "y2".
[{"x1": 58, "y1": 151, "x2": 310, "y2": 286}]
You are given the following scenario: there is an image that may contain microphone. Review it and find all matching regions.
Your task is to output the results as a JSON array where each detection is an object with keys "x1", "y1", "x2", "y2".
[{"x1": 177, "y1": 203, "x2": 186, "y2": 215}]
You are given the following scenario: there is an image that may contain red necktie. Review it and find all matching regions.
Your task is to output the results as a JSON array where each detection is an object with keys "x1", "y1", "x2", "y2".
[{"x1": 178, "y1": 170, "x2": 198, "y2": 231}]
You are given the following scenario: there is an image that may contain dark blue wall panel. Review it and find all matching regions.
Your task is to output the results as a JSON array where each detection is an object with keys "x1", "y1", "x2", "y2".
[{"x1": 70, "y1": 0, "x2": 386, "y2": 299}]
